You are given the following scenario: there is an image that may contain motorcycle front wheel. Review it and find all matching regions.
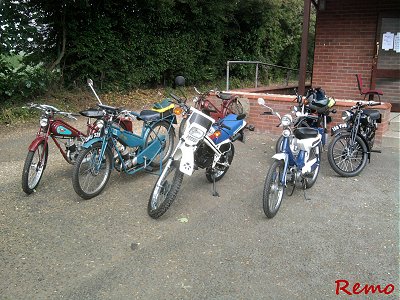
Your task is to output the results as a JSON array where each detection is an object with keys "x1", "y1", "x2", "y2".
[
  {"x1": 327, "y1": 132, "x2": 368, "y2": 177},
  {"x1": 263, "y1": 160, "x2": 286, "y2": 218},
  {"x1": 72, "y1": 143, "x2": 113, "y2": 199},
  {"x1": 148, "y1": 159, "x2": 184, "y2": 219},
  {"x1": 22, "y1": 141, "x2": 48, "y2": 194}
]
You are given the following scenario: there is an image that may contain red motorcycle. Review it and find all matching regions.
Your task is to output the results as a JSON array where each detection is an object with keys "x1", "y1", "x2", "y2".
[
  {"x1": 21, "y1": 103, "x2": 107, "y2": 194},
  {"x1": 178, "y1": 87, "x2": 244, "y2": 137},
  {"x1": 22, "y1": 78, "x2": 135, "y2": 194}
]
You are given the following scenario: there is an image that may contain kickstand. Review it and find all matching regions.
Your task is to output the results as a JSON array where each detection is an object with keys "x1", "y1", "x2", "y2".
[
  {"x1": 302, "y1": 181, "x2": 311, "y2": 201},
  {"x1": 212, "y1": 175, "x2": 220, "y2": 197}
]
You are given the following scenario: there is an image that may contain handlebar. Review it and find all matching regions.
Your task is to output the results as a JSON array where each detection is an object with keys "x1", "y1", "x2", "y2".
[
  {"x1": 24, "y1": 103, "x2": 78, "y2": 119},
  {"x1": 353, "y1": 101, "x2": 381, "y2": 109}
]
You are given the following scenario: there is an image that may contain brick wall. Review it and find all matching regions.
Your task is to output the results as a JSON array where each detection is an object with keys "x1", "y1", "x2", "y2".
[
  {"x1": 312, "y1": 0, "x2": 400, "y2": 110},
  {"x1": 207, "y1": 91, "x2": 391, "y2": 146}
]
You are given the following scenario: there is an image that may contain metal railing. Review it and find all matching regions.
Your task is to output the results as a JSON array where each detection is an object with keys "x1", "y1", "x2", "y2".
[{"x1": 226, "y1": 60, "x2": 312, "y2": 91}]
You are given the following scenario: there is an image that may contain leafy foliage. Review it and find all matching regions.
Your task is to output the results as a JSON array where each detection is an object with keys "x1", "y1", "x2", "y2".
[{"x1": 0, "y1": 0, "x2": 313, "y2": 95}]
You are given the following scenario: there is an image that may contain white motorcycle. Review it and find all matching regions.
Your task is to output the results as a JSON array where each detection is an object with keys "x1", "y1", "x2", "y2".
[{"x1": 148, "y1": 77, "x2": 251, "y2": 219}]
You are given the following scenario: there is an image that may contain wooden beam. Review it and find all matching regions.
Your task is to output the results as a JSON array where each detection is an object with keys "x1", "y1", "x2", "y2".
[{"x1": 298, "y1": 0, "x2": 312, "y2": 95}]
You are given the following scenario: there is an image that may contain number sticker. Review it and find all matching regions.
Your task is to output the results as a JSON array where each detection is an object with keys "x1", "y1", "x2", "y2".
[{"x1": 85, "y1": 132, "x2": 101, "y2": 141}]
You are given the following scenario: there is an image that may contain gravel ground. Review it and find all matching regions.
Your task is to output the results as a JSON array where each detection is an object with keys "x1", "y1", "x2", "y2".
[{"x1": 0, "y1": 117, "x2": 398, "y2": 299}]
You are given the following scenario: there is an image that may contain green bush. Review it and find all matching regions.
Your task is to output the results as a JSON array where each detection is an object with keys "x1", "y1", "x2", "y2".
[{"x1": 0, "y1": 55, "x2": 57, "y2": 105}]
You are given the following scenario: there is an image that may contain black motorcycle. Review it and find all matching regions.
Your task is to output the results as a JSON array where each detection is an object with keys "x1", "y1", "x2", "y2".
[{"x1": 327, "y1": 100, "x2": 382, "y2": 177}]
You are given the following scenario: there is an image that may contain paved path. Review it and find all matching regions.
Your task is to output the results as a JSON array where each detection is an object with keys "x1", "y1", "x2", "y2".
[{"x1": 0, "y1": 120, "x2": 398, "y2": 299}]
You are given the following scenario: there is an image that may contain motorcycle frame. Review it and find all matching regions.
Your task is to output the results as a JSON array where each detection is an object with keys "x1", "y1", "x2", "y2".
[
  {"x1": 195, "y1": 94, "x2": 239, "y2": 120},
  {"x1": 85, "y1": 116, "x2": 174, "y2": 175},
  {"x1": 276, "y1": 134, "x2": 305, "y2": 186},
  {"x1": 29, "y1": 113, "x2": 90, "y2": 164}
]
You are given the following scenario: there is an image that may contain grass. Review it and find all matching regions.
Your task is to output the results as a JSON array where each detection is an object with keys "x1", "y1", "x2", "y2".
[{"x1": 0, "y1": 77, "x2": 268, "y2": 126}]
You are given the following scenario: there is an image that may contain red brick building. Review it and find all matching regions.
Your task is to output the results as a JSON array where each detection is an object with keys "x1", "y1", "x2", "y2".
[{"x1": 311, "y1": 0, "x2": 400, "y2": 111}]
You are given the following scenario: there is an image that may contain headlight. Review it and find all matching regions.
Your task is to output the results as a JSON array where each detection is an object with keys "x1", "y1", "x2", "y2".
[
  {"x1": 341, "y1": 111, "x2": 352, "y2": 122},
  {"x1": 281, "y1": 114, "x2": 292, "y2": 127},
  {"x1": 40, "y1": 118, "x2": 48, "y2": 127},
  {"x1": 188, "y1": 127, "x2": 205, "y2": 139},
  {"x1": 95, "y1": 120, "x2": 104, "y2": 129}
]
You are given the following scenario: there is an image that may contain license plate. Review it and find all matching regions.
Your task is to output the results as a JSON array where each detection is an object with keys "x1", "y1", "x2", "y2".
[{"x1": 331, "y1": 123, "x2": 347, "y2": 134}]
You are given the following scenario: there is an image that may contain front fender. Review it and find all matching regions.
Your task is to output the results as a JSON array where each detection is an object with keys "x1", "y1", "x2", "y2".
[
  {"x1": 28, "y1": 136, "x2": 46, "y2": 151},
  {"x1": 82, "y1": 137, "x2": 104, "y2": 149},
  {"x1": 271, "y1": 152, "x2": 288, "y2": 162},
  {"x1": 179, "y1": 143, "x2": 195, "y2": 176}
]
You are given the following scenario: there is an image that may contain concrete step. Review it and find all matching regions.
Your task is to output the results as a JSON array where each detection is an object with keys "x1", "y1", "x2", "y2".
[{"x1": 383, "y1": 113, "x2": 400, "y2": 148}]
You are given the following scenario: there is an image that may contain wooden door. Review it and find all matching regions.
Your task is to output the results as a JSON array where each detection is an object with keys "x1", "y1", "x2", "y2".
[{"x1": 372, "y1": 12, "x2": 400, "y2": 111}]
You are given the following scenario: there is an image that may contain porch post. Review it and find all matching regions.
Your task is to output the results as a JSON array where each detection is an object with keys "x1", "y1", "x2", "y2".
[{"x1": 298, "y1": 0, "x2": 312, "y2": 95}]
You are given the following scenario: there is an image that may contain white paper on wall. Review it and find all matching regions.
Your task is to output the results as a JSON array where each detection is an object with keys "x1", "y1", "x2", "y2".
[
  {"x1": 382, "y1": 32, "x2": 394, "y2": 50},
  {"x1": 394, "y1": 33, "x2": 400, "y2": 53}
]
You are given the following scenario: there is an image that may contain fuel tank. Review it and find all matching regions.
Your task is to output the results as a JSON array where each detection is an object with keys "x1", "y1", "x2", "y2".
[{"x1": 50, "y1": 120, "x2": 83, "y2": 137}]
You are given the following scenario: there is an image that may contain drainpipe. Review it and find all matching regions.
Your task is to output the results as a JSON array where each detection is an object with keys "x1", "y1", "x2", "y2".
[{"x1": 298, "y1": 0, "x2": 311, "y2": 95}]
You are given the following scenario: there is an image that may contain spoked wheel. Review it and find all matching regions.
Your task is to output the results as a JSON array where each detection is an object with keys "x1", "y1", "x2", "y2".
[
  {"x1": 145, "y1": 121, "x2": 175, "y2": 168},
  {"x1": 205, "y1": 143, "x2": 235, "y2": 182},
  {"x1": 72, "y1": 143, "x2": 113, "y2": 199},
  {"x1": 327, "y1": 132, "x2": 368, "y2": 177},
  {"x1": 227, "y1": 99, "x2": 244, "y2": 115},
  {"x1": 22, "y1": 141, "x2": 48, "y2": 194},
  {"x1": 263, "y1": 160, "x2": 286, "y2": 218},
  {"x1": 304, "y1": 143, "x2": 322, "y2": 189},
  {"x1": 148, "y1": 159, "x2": 184, "y2": 219}
]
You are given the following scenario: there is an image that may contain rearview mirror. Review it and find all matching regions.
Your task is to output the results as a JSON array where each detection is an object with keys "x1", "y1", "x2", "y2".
[
  {"x1": 87, "y1": 78, "x2": 93, "y2": 86},
  {"x1": 257, "y1": 98, "x2": 265, "y2": 105}
]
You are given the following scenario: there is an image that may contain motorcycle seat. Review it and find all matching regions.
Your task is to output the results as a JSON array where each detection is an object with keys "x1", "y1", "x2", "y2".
[
  {"x1": 217, "y1": 93, "x2": 234, "y2": 101},
  {"x1": 138, "y1": 110, "x2": 160, "y2": 122},
  {"x1": 79, "y1": 108, "x2": 104, "y2": 118},
  {"x1": 294, "y1": 127, "x2": 319, "y2": 139},
  {"x1": 363, "y1": 109, "x2": 381, "y2": 120}
]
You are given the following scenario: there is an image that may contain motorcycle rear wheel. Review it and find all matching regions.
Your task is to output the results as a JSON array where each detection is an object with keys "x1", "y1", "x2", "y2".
[
  {"x1": 263, "y1": 160, "x2": 286, "y2": 218},
  {"x1": 327, "y1": 132, "x2": 368, "y2": 177},
  {"x1": 304, "y1": 143, "x2": 322, "y2": 189},
  {"x1": 72, "y1": 143, "x2": 113, "y2": 199},
  {"x1": 178, "y1": 117, "x2": 187, "y2": 138},
  {"x1": 22, "y1": 141, "x2": 48, "y2": 194},
  {"x1": 227, "y1": 100, "x2": 244, "y2": 116},
  {"x1": 148, "y1": 159, "x2": 184, "y2": 219},
  {"x1": 145, "y1": 121, "x2": 175, "y2": 168},
  {"x1": 205, "y1": 143, "x2": 235, "y2": 182}
]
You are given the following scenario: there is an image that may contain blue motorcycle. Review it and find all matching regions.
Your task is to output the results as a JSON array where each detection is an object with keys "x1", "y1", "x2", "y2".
[
  {"x1": 71, "y1": 80, "x2": 176, "y2": 200},
  {"x1": 258, "y1": 98, "x2": 322, "y2": 218}
]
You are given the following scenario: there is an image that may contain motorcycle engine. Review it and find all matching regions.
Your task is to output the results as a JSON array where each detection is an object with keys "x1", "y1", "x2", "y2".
[
  {"x1": 194, "y1": 142, "x2": 214, "y2": 169},
  {"x1": 66, "y1": 138, "x2": 81, "y2": 163}
]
